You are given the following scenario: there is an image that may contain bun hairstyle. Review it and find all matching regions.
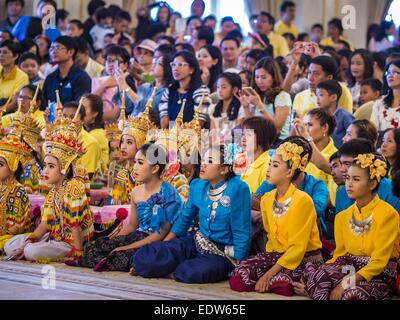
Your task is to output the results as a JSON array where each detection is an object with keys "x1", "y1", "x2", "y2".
[
  {"x1": 138, "y1": 143, "x2": 167, "y2": 177},
  {"x1": 276, "y1": 136, "x2": 313, "y2": 181}
]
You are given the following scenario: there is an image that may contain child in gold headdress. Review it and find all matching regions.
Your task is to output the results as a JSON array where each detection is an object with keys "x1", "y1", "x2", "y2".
[
  {"x1": 110, "y1": 90, "x2": 157, "y2": 205},
  {"x1": 9, "y1": 85, "x2": 44, "y2": 194},
  {"x1": 4, "y1": 99, "x2": 94, "y2": 262},
  {"x1": 301, "y1": 153, "x2": 400, "y2": 301},
  {"x1": 0, "y1": 136, "x2": 34, "y2": 251},
  {"x1": 229, "y1": 136, "x2": 323, "y2": 297}
]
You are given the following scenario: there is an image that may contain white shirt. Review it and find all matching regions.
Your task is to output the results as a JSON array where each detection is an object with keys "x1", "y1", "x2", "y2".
[{"x1": 371, "y1": 97, "x2": 400, "y2": 131}]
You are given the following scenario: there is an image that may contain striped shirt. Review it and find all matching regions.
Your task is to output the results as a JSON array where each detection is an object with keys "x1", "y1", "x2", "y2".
[{"x1": 159, "y1": 85, "x2": 211, "y2": 123}]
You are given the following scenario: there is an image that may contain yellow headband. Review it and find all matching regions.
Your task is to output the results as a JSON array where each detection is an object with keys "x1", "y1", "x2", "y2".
[
  {"x1": 276, "y1": 142, "x2": 309, "y2": 172},
  {"x1": 354, "y1": 153, "x2": 387, "y2": 182}
]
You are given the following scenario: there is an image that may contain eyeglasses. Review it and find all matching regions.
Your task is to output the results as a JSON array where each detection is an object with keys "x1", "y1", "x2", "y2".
[
  {"x1": 49, "y1": 45, "x2": 67, "y2": 52},
  {"x1": 385, "y1": 70, "x2": 400, "y2": 77},
  {"x1": 170, "y1": 62, "x2": 189, "y2": 69}
]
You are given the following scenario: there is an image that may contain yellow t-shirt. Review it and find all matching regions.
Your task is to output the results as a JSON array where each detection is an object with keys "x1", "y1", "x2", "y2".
[
  {"x1": 293, "y1": 85, "x2": 353, "y2": 118},
  {"x1": 2, "y1": 109, "x2": 45, "y2": 130},
  {"x1": 268, "y1": 32, "x2": 290, "y2": 58},
  {"x1": 305, "y1": 138, "x2": 337, "y2": 204},
  {"x1": 320, "y1": 36, "x2": 354, "y2": 51},
  {"x1": 89, "y1": 128, "x2": 109, "y2": 165},
  {"x1": 330, "y1": 196, "x2": 400, "y2": 281},
  {"x1": 0, "y1": 66, "x2": 29, "y2": 102},
  {"x1": 241, "y1": 151, "x2": 270, "y2": 194},
  {"x1": 261, "y1": 183, "x2": 322, "y2": 270},
  {"x1": 274, "y1": 20, "x2": 299, "y2": 38},
  {"x1": 76, "y1": 129, "x2": 101, "y2": 174}
]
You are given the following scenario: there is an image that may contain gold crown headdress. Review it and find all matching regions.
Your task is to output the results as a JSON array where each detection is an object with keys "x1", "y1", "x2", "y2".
[
  {"x1": 10, "y1": 85, "x2": 42, "y2": 150},
  {"x1": 122, "y1": 87, "x2": 157, "y2": 149},
  {"x1": 276, "y1": 142, "x2": 309, "y2": 172},
  {"x1": 178, "y1": 94, "x2": 205, "y2": 158},
  {"x1": 44, "y1": 90, "x2": 85, "y2": 174},
  {"x1": 355, "y1": 153, "x2": 387, "y2": 182},
  {"x1": 0, "y1": 135, "x2": 31, "y2": 172}
]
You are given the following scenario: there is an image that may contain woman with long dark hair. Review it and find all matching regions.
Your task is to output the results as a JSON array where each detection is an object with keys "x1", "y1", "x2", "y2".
[
  {"x1": 208, "y1": 72, "x2": 242, "y2": 140},
  {"x1": 197, "y1": 45, "x2": 223, "y2": 92},
  {"x1": 369, "y1": 20, "x2": 396, "y2": 52},
  {"x1": 381, "y1": 128, "x2": 400, "y2": 178},
  {"x1": 371, "y1": 60, "x2": 400, "y2": 133},
  {"x1": 159, "y1": 50, "x2": 210, "y2": 129},
  {"x1": 347, "y1": 49, "x2": 374, "y2": 109},
  {"x1": 238, "y1": 57, "x2": 292, "y2": 142}
]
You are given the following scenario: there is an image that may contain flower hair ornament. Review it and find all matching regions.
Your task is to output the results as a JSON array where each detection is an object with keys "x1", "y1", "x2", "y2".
[
  {"x1": 276, "y1": 142, "x2": 309, "y2": 172},
  {"x1": 224, "y1": 143, "x2": 242, "y2": 166},
  {"x1": 354, "y1": 153, "x2": 387, "y2": 182}
]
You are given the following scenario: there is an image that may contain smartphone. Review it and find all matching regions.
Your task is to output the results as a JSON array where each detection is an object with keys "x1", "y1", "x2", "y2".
[
  {"x1": 175, "y1": 18, "x2": 186, "y2": 36},
  {"x1": 48, "y1": 101, "x2": 55, "y2": 123},
  {"x1": 242, "y1": 87, "x2": 256, "y2": 96},
  {"x1": 114, "y1": 60, "x2": 119, "y2": 77}
]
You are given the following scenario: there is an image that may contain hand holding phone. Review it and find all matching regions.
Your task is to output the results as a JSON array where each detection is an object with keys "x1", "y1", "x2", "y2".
[
  {"x1": 114, "y1": 60, "x2": 120, "y2": 77},
  {"x1": 242, "y1": 87, "x2": 257, "y2": 96}
]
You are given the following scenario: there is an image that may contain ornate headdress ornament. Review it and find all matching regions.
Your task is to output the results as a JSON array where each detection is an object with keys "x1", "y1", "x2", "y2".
[
  {"x1": 44, "y1": 90, "x2": 85, "y2": 174},
  {"x1": 122, "y1": 86, "x2": 157, "y2": 149},
  {"x1": 0, "y1": 135, "x2": 31, "y2": 172},
  {"x1": 276, "y1": 142, "x2": 309, "y2": 172},
  {"x1": 10, "y1": 85, "x2": 42, "y2": 150},
  {"x1": 354, "y1": 153, "x2": 387, "y2": 182}
]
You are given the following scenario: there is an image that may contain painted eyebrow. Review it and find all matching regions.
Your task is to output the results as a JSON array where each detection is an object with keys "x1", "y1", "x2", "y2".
[{"x1": 272, "y1": 161, "x2": 280, "y2": 165}]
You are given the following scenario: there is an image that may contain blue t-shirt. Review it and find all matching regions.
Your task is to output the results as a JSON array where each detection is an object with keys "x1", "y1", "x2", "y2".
[
  {"x1": 43, "y1": 64, "x2": 92, "y2": 105},
  {"x1": 333, "y1": 107, "x2": 354, "y2": 148}
]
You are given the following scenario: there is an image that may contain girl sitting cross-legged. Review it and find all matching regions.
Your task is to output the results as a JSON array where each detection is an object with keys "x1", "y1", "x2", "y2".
[
  {"x1": 130, "y1": 144, "x2": 252, "y2": 284},
  {"x1": 78, "y1": 143, "x2": 183, "y2": 272},
  {"x1": 229, "y1": 136, "x2": 323, "y2": 297},
  {"x1": 298, "y1": 153, "x2": 400, "y2": 300}
]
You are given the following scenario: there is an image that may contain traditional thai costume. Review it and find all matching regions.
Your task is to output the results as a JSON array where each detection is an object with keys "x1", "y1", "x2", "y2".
[
  {"x1": 109, "y1": 90, "x2": 157, "y2": 205},
  {"x1": 230, "y1": 142, "x2": 323, "y2": 296},
  {"x1": 8, "y1": 92, "x2": 43, "y2": 194},
  {"x1": 131, "y1": 175, "x2": 252, "y2": 284},
  {"x1": 80, "y1": 181, "x2": 182, "y2": 271},
  {"x1": 0, "y1": 136, "x2": 34, "y2": 250},
  {"x1": 4, "y1": 98, "x2": 94, "y2": 261},
  {"x1": 304, "y1": 154, "x2": 400, "y2": 300}
]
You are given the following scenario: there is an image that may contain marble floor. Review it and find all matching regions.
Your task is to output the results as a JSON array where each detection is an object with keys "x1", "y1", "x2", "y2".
[{"x1": 0, "y1": 260, "x2": 307, "y2": 300}]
